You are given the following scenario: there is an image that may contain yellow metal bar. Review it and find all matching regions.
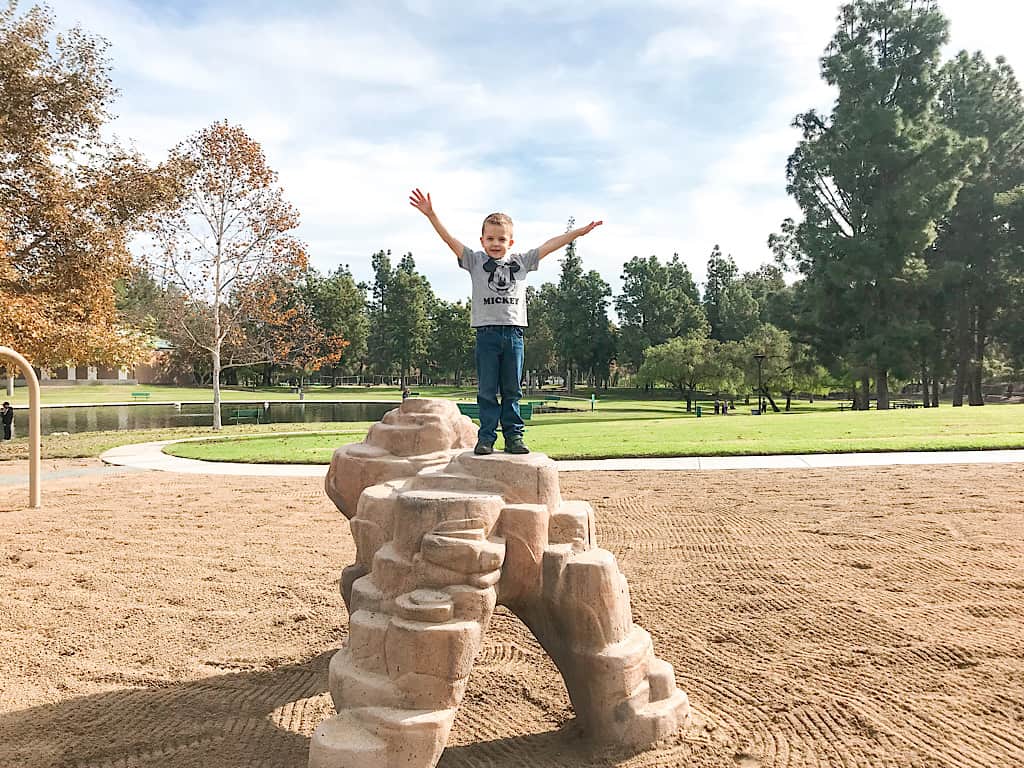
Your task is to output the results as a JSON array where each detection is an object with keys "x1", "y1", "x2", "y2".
[{"x1": 0, "y1": 347, "x2": 41, "y2": 508}]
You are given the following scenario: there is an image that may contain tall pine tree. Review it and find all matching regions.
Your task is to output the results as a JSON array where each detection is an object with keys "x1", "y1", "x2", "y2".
[
  {"x1": 931, "y1": 52, "x2": 1024, "y2": 405},
  {"x1": 784, "y1": 0, "x2": 980, "y2": 408}
]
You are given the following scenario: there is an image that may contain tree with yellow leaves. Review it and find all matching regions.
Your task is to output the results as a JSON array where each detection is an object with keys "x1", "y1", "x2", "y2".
[{"x1": 0, "y1": 2, "x2": 174, "y2": 385}]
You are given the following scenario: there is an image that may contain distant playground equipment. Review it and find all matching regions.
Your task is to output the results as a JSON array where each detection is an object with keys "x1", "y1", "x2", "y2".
[{"x1": 0, "y1": 347, "x2": 41, "y2": 508}]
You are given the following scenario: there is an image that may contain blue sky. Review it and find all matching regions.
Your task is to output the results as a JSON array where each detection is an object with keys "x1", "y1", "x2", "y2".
[{"x1": 46, "y1": 0, "x2": 1024, "y2": 302}]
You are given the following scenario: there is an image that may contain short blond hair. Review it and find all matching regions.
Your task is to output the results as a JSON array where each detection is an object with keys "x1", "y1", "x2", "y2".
[{"x1": 481, "y1": 212, "x2": 513, "y2": 235}]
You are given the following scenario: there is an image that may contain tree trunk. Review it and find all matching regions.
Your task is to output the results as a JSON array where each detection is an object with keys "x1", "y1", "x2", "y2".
[
  {"x1": 968, "y1": 329, "x2": 986, "y2": 406},
  {"x1": 856, "y1": 376, "x2": 870, "y2": 410},
  {"x1": 968, "y1": 371, "x2": 984, "y2": 406},
  {"x1": 931, "y1": 378, "x2": 939, "y2": 408},
  {"x1": 212, "y1": 345, "x2": 223, "y2": 430},
  {"x1": 785, "y1": 391, "x2": 792, "y2": 412},
  {"x1": 921, "y1": 366, "x2": 930, "y2": 408},
  {"x1": 952, "y1": 300, "x2": 971, "y2": 406},
  {"x1": 876, "y1": 369, "x2": 890, "y2": 410},
  {"x1": 6, "y1": 375, "x2": 13, "y2": 397},
  {"x1": 765, "y1": 391, "x2": 781, "y2": 412}
]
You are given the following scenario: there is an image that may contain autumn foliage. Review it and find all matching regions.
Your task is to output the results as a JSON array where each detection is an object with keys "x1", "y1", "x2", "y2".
[
  {"x1": 150, "y1": 120, "x2": 333, "y2": 427},
  {"x1": 0, "y1": 3, "x2": 173, "y2": 372}
]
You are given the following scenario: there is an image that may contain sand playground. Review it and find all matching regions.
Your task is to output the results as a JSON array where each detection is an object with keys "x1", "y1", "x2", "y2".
[{"x1": 1, "y1": 457, "x2": 1021, "y2": 767}]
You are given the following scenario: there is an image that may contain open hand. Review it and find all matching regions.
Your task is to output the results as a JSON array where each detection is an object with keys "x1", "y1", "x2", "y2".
[
  {"x1": 409, "y1": 188, "x2": 434, "y2": 217},
  {"x1": 579, "y1": 220, "x2": 603, "y2": 236}
]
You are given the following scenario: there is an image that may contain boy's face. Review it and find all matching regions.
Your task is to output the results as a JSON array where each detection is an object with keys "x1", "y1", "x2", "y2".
[{"x1": 480, "y1": 223, "x2": 513, "y2": 259}]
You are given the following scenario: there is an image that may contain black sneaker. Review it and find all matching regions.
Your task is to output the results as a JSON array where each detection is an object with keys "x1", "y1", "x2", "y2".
[
  {"x1": 474, "y1": 440, "x2": 494, "y2": 455},
  {"x1": 504, "y1": 437, "x2": 530, "y2": 454}
]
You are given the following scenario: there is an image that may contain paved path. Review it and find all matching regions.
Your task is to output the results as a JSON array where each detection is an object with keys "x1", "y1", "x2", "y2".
[{"x1": 98, "y1": 438, "x2": 1024, "y2": 477}]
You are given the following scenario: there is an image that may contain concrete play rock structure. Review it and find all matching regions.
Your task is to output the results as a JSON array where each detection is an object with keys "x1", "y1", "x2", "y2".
[{"x1": 311, "y1": 398, "x2": 691, "y2": 768}]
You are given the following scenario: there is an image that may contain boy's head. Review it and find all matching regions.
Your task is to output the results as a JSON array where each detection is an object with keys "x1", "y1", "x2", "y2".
[{"x1": 480, "y1": 212, "x2": 514, "y2": 259}]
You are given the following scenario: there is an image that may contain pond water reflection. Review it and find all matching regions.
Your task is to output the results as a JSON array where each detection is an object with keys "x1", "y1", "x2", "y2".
[{"x1": 37, "y1": 401, "x2": 396, "y2": 434}]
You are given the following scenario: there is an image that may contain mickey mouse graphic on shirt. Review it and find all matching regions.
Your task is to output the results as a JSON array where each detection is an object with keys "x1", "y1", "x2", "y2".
[{"x1": 483, "y1": 258, "x2": 520, "y2": 294}]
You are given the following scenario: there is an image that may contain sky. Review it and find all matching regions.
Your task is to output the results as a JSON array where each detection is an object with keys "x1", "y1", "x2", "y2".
[{"x1": 44, "y1": 0, "x2": 1024, "y2": 303}]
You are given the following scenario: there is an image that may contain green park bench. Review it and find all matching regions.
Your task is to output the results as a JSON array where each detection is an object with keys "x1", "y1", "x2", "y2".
[
  {"x1": 457, "y1": 402, "x2": 532, "y2": 420},
  {"x1": 131, "y1": 391, "x2": 151, "y2": 400},
  {"x1": 457, "y1": 403, "x2": 480, "y2": 419},
  {"x1": 231, "y1": 407, "x2": 262, "y2": 424}
]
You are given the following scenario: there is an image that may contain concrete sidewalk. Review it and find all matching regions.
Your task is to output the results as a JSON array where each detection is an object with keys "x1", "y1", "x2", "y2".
[{"x1": 99, "y1": 438, "x2": 1024, "y2": 478}]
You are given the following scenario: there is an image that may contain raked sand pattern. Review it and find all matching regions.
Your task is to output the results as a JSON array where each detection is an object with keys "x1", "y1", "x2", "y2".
[{"x1": 0, "y1": 458, "x2": 1021, "y2": 767}]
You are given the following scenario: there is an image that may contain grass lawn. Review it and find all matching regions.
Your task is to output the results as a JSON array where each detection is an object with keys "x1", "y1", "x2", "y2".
[
  {"x1": 1, "y1": 385, "x2": 1018, "y2": 463},
  {"x1": 162, "y1": 403, "x2": 1023, "y2": 463},
  {"x1": 0, "y1": 421, "x2": 377, "y2": 461},
  {"x1": 165, "y1": 430, "x2": 369, "y2": 463}
]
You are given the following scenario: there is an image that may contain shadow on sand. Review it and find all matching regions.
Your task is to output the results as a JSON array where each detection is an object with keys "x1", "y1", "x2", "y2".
[{"x1": 0, "y1": 650, "x2": 716, "y2": 768}]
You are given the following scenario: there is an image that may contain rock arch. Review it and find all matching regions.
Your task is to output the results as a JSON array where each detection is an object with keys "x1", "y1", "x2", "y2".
[{"x1": 311, "y1": 398, "x2": 690, "y2": 768}]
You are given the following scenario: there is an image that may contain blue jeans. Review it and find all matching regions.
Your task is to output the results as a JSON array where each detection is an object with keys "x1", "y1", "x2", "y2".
[{"x1": 475, "y1": 325, "x2": 524, "y2": 445}]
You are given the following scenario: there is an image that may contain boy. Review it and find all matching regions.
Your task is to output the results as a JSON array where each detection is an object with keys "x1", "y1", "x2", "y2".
[{"x1": 410, "y1": 188, "x2": 602, "y2": 455}]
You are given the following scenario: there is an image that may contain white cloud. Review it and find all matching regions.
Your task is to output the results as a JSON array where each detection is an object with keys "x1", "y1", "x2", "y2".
[
  {"x1": 42, "y1": 0, "x2": 1024, "y2": 308},
  {"x1": 643, "y1": 26, "x2": 728, "y2": 65}
]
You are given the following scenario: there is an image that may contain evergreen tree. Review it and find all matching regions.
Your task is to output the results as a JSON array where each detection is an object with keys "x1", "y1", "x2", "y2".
[
  {"x1": 703, "y1": 246, "x2": 759, "y2": 342},
  {"x1": 615, "y1": 254, "x2": 705, "y2": 371},
  {"x1": 524, "y1": 284, "x2": 558, "y2": 387},
  {"x1": 552, "y1": 219, "x2": 612, "y2": 393},
  {"x1": 931, "y1": 52, "x2": 1024, "y2": 405},
  {"x1": 784, "y1": 0, "x2": 980, "y2": 409},
  {"x1": 365, "y1": 251, "x2": 432, "y2": 381},
  {"x1": 740, "y1": 264, "x2": 790, "y2": 328},
  {"x1": 390, "y1": 253, "x2": 433, "y2": 382},
  {"x1": 577, "y1": 269, "x2": 615, "y2": 388},
  {"x1": 994, "y1": 187, "x2": 1024, "y2": 369},
  {"x1": 366, "y1": 250, "x2": 394, "y2": 375},
  {"x1": 301, "y1": 265, "x2": 369, "y2": 379},
  {"x1": 428, "y1": 299, "x2": 474, "y2": 385}
]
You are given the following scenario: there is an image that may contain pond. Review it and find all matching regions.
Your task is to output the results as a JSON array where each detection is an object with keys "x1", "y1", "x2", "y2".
[{"x1": 32, "y1": 401, "x2": 397, "y2": 435}]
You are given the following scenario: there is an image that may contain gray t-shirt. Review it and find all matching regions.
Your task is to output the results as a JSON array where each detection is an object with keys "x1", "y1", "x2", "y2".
[{"x1": 460, "y1": 246, "x2": 540, "y2": 327}]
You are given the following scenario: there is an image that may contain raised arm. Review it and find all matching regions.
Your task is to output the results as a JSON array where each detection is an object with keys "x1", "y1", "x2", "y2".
[
  {"x1": 409, "y1": 188, "x2": 465, "y2": 259},
  {"x1": 537, "y1": 220, "x2": 603, "y2": 259}
]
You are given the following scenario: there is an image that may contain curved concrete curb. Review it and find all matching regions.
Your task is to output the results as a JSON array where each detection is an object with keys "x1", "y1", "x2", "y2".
[
  {"x1": 100, "y1": 436, "x2": 329, "y2": 477},
  {"x1": 99, "y1": 438, "x2": 1024, "y2": 477}
]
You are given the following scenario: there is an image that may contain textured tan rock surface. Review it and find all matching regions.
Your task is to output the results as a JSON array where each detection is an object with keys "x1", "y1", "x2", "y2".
[
  {"x1": 310, "y1": 399, "x2": 690, "y2": 768},
  {"x1": 324, "y1": 398, "x2": 476, "y2": 519}
]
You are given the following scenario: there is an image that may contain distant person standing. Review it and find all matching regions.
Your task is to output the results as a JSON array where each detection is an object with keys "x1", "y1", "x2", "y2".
[{"x1": 1, "y1": 402, "x2": 13, "y2": 440}]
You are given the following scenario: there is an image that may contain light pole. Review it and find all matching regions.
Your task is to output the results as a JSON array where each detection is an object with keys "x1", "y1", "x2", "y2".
[{"x1": 753, "y1": 353, "x2": 765, "y2": 415}]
